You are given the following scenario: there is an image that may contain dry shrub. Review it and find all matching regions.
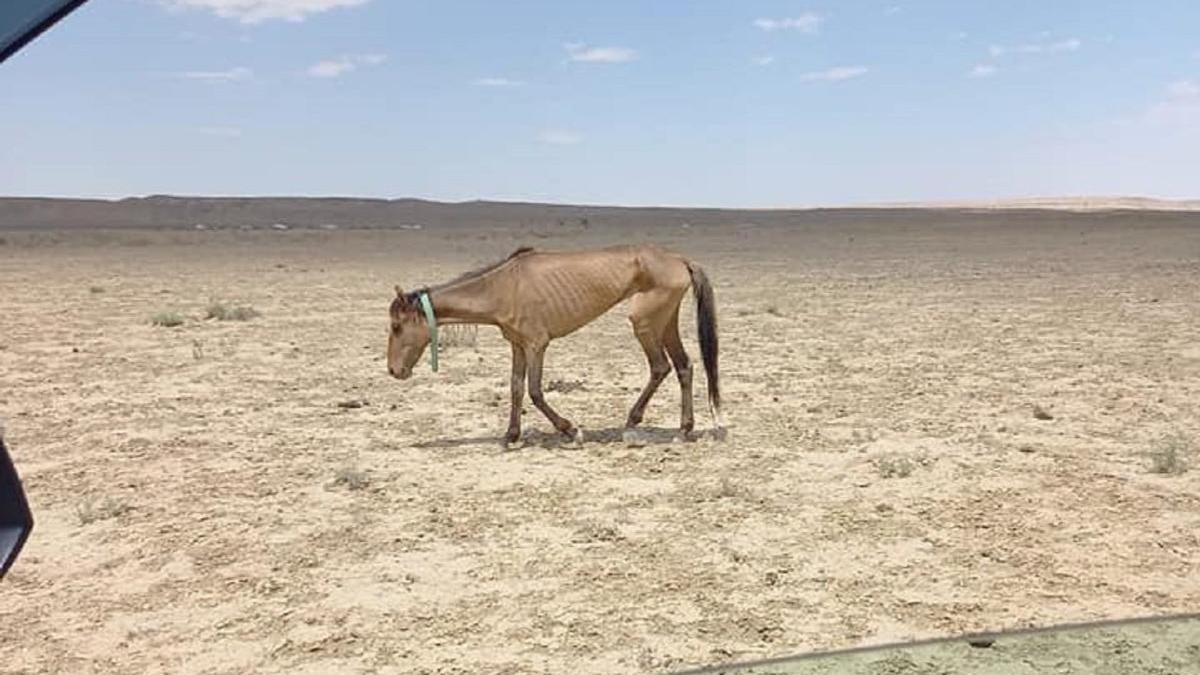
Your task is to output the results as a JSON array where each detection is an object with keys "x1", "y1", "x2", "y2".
[
  {"x1": 330, "y1": 466, "x2": 369, "y2": 490},
  {"x1": 150, "y1": 311, "x2": 185, "y2": 328},
  {"x1": 205, "y1": 301, "x2": 261, "y2": 321},
  {"x1": 440, "y1": 324, "x2": 478, "y2": 350},
  {"x1": 1149, "y1": 433, "x2": 1192, "y2": 475},
  {"x1": 546, "y1": 379, "x2": 586, "y2": 394},
  {"x1": 874, "y1": 453, "x2": 916, "y2": 479},
  {"x1": 76, "y1": 496, "x2": 131, "y2": 525}
]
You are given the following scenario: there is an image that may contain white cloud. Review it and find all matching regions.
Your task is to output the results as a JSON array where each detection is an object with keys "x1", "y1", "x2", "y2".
[
  {"x1": 308, "y1": 59, "x2": 352, "y2": 77},
  {"x1": 162, "y1": 0, "x2": 369, "y2": 24},
  {"x1": 197, "y1": 126, "x2": 243, "y2": 138},
  {"x1": 1146, "y1": 80, "x2": 1200, "y2": 126},
  {"x1": 539, "y1": 129, "x2": 582, "y2": 145},
  {"x1": 969, "y1": 64, "x2": 997, "y2": 78},
  {"x1": 989, "y1": 38, "x2": 1081, "y2": 58},
  {"x1": 1167, "y1": 80, "x2": 1200, "y2": 98},
  {"x1": 564, "y1": 43, "x2": 637, "y2": 63},
  {"x1": 754, "y1": 14, "x2": 822, "y2": 33},
  {"x1": 752, "y1": 55, "x2": 776, "y2": 66},
  {"x1": 307, "y1": 53, "x2": 386, "y2": 78},
  {"x1": 800, "y1": 66, "x2": 868, "y2": 82},
  {"x1": 179, "y1": 66, "x2": 253, "y2": 82},
  {"x1": 473, "y1": 77, "x2": 524, "y2": 87}
]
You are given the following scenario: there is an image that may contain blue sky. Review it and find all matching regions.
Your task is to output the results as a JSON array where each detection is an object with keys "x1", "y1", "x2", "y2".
[{"x1": 2, "y1": 0, "x2": 1198, "y2": 207}]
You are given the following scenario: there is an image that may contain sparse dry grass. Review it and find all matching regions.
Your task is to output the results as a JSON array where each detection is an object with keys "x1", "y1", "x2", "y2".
[
  {"x1": 205, "y1": 301, "x2": 260, "y2": 321},
  {"x1": 440, "y1": 324, "x2": 478, "y2": 350},
  {"x1": 572, "y1": 521, "x2": 624, "y2": 543},
  {"x1": 75, "y1": 497, "x2": 131, "y2": 526},
  {"x1": 874, "y1": 453, "x2": 916, "y2": 479},
  {"x1": 330, "y1": 466, "x2": 369, "y2": 490},
  {"x1": 150, "y1": 311, "x2": 185, "y2": 328},
  {"x1": 1149, "y1": 433, "x2": 1192, "y2": 475},
  {"x1": 546, "y1": 378, "x2": 586, "y2": 394}
]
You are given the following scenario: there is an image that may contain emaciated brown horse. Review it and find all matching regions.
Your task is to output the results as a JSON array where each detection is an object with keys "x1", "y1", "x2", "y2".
[{"x1": 388, "y1": 244, "x2": 721, "y2": 448}]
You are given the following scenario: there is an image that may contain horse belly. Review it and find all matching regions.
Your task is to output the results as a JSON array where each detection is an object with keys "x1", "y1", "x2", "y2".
[
  {"x1": 544, "y1": 266, "x2": 634, "y2": 338},
  {"x1": 547, "y1": 291, "x2": 628, "y2": 338}
]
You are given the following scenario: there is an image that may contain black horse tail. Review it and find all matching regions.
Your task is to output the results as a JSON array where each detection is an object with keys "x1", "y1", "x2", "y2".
[{"x1": 687, "y1": 262, "x2": 722, "y2": 429}]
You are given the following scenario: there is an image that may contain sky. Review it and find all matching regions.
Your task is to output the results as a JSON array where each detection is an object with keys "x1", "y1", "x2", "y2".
[{"x1": 1, "y1": 0, "x2": 1199, "y2": 207}]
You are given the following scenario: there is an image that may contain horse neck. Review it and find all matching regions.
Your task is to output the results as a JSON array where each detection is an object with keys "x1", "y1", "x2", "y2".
[{"x1": 428, "y1": 274, "x2": 502, "y2": 325}]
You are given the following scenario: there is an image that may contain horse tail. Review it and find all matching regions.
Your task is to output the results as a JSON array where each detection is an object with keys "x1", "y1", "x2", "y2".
[{"x1": 686, "y1": 261, "x2": 722, "y2": 431}]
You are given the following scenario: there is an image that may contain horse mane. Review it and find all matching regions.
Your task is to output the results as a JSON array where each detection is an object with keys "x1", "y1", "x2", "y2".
[
  {"x1": 393, "y1": 247, "x2": 534, "y2": 318},
  {"x1": 431, "y1": 246, "x2": 535, "y2": 292}
]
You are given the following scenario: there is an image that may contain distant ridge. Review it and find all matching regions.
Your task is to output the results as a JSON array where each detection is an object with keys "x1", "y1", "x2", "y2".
[
  {"x1": 3, "y1": 194, "x2": 1199, "y2": 230},
  {"x1": 858, "y1": 196, "x2": 1200, "y2": 212}
]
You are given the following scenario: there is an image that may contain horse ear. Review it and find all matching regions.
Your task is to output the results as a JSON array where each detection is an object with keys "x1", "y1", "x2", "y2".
[{"x1": 395, "y1": 285, "x2": 405, "y2": 297}]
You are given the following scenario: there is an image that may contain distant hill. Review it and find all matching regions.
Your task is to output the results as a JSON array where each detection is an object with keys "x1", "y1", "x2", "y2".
[
  {"x1": 861, "y1": 196, "x2": 1200, "y2": 212},
  {"x1": 2, "y1": 195, "x2": 1199, "y2": 230}
]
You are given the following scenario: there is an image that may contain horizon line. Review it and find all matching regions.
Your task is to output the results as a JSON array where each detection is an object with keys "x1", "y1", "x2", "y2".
[{"x1": 4, "y1": 193, "x2": 1200, "y2": 212}]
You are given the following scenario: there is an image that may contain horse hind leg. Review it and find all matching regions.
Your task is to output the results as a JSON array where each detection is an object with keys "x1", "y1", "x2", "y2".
[
  {"x1": 662, "y1": 306, "x2": 694, "y2": 441},
  {"x1": 623, "y1": 292, "x2": 674, "y2": 445}
]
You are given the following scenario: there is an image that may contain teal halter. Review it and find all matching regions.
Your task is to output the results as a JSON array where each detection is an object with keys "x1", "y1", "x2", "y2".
[{"x1": 417, "y1": 290, "x2": 438, "y2": 373}]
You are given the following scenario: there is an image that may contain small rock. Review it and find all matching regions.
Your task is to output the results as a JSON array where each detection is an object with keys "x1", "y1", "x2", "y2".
[
  {"x1": 337, "y1": 399, "x2": 368, "y2": 409},
  {"x1": 1032, "y1": 404, "x2": 1054, "y2": 421}
]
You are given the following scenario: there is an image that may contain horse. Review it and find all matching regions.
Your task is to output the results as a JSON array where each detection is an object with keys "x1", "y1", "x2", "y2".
[{"x1": 387, "y1": 244, "x2": 722, "y2": 448}]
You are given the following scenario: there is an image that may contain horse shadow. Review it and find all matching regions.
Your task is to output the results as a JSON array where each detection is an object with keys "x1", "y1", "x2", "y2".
[{"x1": 411, "y1": 425, "x2": 725, "y2": 450}]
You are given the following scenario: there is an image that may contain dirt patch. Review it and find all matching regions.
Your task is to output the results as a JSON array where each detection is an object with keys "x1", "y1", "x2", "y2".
[{"x1": 2, "y1": 217, "x2": 1200, "y2": 673}]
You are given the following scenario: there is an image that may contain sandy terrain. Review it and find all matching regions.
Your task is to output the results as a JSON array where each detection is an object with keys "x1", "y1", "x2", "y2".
[{"x1": 1, "y1": 212, "x2": 1199, "y2": 674}]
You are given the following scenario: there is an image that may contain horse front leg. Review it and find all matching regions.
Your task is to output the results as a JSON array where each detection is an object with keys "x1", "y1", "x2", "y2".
[
  {"x1": 526, "y1": 343, "x2": 582, "y2": 446},
  {"x1": 504, "y1": 342, "x2": 527, "y2": 450}
]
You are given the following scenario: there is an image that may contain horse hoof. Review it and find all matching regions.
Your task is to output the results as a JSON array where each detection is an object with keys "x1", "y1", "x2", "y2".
[
  {"x1": 503, "y1": 437, "x2": 524, "y2": 451},
  {"x1": 711, "y1": 427, "x2": 728, "y2": 442},
  {"x1": 568, "y1": 427, "x2": 584, "y2": 448},
  {"x1": 622, "y1": 429, "x2": 646, "y2": 448},
  {"x1": 672, "y1": 431, "x2": 693, "y2": 444}
]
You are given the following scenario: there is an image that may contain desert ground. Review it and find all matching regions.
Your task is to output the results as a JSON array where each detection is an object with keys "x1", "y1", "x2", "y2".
[{"x1": 2, "y1": 211, "x2": 1199, "y2": 674}]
